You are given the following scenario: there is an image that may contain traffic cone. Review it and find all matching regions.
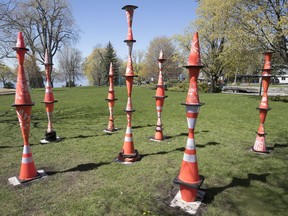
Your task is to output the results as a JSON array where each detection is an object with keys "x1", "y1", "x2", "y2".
[
  {"x1": 151, "y1": 50, "x2": 168, "y2": 141},
  {"x1": 9, "y1": 32, "x2": 44, "y2": 184},
  {"x1": 104, "y1": 62, "x2": 118, "y2": 133},
  {"x1": 172, "y1": 32, "x2": 205, "y2": 205},
  {"x1": 41, "y1": 49, "x2": 60, "y2": 143},
  {"x1": 117, "y1": 5, "x2": 140, "y2": 164},
  {"x1": 252, "y1": 52, "x2": 273, "y2": 154}
]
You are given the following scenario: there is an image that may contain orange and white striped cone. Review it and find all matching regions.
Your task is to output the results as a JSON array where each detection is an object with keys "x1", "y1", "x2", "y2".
[
  {"x1": 9, "y1": 32, "x2": 44, "y2": 184},
  {"x1": 41, "y1": 49, "x2": 59, "y2": 143},
  {"x1": 117, "y1": 112, "x2": 140, "y2": 163},
  {"x1": 151, "y1": 50, "x2": 167, "y2": 141},
  {"x1": 252, "y1": 52, "x2": 273, "y2": 154},
  {"x1": 117, "y1": 5, "x2": 140, "y2": 164},
  {"x1": 104, "y1": 63, "x2": 118, "y2": 133},
  {"x1": 172, "y1": 32, "x2": 205, "y2": 205}
]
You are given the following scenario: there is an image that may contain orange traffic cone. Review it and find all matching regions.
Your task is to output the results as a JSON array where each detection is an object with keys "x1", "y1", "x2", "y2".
[
  {"x1": 173, "y1": 32, "x2": 205, "y2": 203},
  {"x1": 41, "y1": 49, "x2": 60, "y2": 144},
  {"x1": 252, "y1": 52, "x2": 273, "y2": 154},
  {"x1": 151, "y1": 50, "x2": 168, "y2": 141},
  {"x1": 10, "y1": 32, "x2": 41, "y2": 183},
  {"x1": 117, "y1": 5, "x2": 140, "y2": 164},
  {"x1": 104, "y1": 62, "x2": 118, "y2": 133}
]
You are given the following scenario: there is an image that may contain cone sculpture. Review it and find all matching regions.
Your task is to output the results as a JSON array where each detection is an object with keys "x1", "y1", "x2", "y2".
[
  {"x1": 252, "y1": 52, "x2": 273, "y2": 153},
  {"x1": 151, "y1": 50, "x2": 168, "y2": 141},
  {"x1": 104, "y1": 62, "x2": 118, "y2": 133},
  {"x1": 41, "y1": 49, "x2": 60, "y2": 144},
  {"x1": 11, "y1": 32, "x2": 39, "y2": 182},
  {"x1": 173, "y1": 32, "x2": 205, "y2": 203},
  {"x1": 117, "y1": 5, "x2": 140, "y2": 163}
]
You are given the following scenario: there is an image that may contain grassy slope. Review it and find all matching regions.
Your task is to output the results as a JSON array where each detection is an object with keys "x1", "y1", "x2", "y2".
[{"x1": 0, "y1": 86, "x2": 287, "y2": 216}]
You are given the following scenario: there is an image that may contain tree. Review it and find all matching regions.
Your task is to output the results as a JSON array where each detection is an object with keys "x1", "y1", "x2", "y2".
[
  {"x1": 103, "y1": 42, "x2": 119, "y2": 86},
  {"x1": 3, "y1": 0, "x2": 80, "y2": 86},
  {"x1": 82, "y1": 46, "x2": 106, "y2": 86},
  {"x1": 132, "y1": 49, "x2": 145, "y2": 84},
  {"x1": 0, "y1": 63, "x2": 14, "y2": 87},
  {"x1": 23, "y1": 55, "x2": 44, "y2": 88},
  {"x1": 143, "y1": 36, "x2": 182, "y2": 82},
  {"x1": 58, "y1": 47, "x2": 83, "y2": 87}
]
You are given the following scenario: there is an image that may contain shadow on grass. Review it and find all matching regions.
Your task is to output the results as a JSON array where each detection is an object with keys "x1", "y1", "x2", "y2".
[
  {"x1": 274, "y1": 143, "x2": 288, "y2": 148},
  {"x1": 197, "y1": 141, "x2": 220, "y2": 148},
  {"x1": 46, "y1": 162, "x2": 110, "y2": 176},
  {"x1": 63, "y1": 133, "x2": 112, "y2": 140},
  {"x1": 141, "y1": 147, "x2": 185, "y2": 158},
  {"x1": 132, "y1": 124, "x2": 154, "y2": 129},
  {"x1": 203, "y1": 173, "x2": 270, "y2": 204}
]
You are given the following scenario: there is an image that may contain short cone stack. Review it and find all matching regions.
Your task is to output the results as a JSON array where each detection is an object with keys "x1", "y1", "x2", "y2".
[
  {"x1": 117, "y1": 5, "x2": 140, "y2": 164},
  {"x1": 9, "y1": 32, "x2": 43, "y2": 184},
  {"x1": 252, "y1": 52, "x2": 273, "y2": 154},
  {"x1": 151, "y1": 50, "x2": 168, "y2": 141},
  {"x1": 104, "y1": 62, "x2": 118, "y2": 133},
  {"x1": 41, "y1": 49, "x2": 60, "y2": 144},
  {"x1": 171, "y1": 32, "x2": 205, "y2": 214}
]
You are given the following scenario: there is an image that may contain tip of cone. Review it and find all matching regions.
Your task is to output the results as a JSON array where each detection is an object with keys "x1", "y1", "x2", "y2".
[
  {"x1": 187, "y1": 32, "x2": 202, "y2": 66},
  {"x1": 15, "y1": 32, "x2": 26, "y2": 49},
  {"x1": 159, "y1": 50, "x2": 165, "y2": 60},
  {"x1": 109, "y1": 62, "x2": 114, "y2": 76}
]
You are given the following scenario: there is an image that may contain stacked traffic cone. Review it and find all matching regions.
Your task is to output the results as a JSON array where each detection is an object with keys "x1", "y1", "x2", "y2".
[
  {"x1": 10, "y1": 32, "x2": 40, "y2": 183},
  {"x1": 41, "y1": 49, "x2": 60, "y2": 144},
  {"x1": 151, "y1": 50, "x2": 168, "y2": 141},
  {"x1": 104, "y1": 62, "x2": 118, "y2": 133},
  {"x1": 117, "y1": 5, "x2": 140, "y2": 163},
  {"x1": 252, "y1": 52, "x2": 273, "y2": 154},
  {"x1": 172, "y1": 32, "x2": 205, "y2": 204}
]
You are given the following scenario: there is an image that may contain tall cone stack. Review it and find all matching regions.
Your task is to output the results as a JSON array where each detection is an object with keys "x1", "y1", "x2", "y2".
[
  {"x1": 41, "y1": 49, "x2": 59, "y2": 143},
  {"x1": 151, "y1": 50, "x2": 168, "y2": 141},
  {"x1": 117, "y1": 5, "x2": 140, "y2": 163},
  {"x1": 104, "y1": 62, "x2": 118, "y2": 133},
  {"x1": 173, "y1": 32, "x2": 205, "y2": 203},
  {"x1": 252, "y1": 52, "x2": 273, "y2": 154},
  {"x1": 11, "y1": 32, "x2": 39, "y2": 182}
]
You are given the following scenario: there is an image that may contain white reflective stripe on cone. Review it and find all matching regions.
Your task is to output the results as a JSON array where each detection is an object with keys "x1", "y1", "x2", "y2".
[
  {"x1": 124, "y1": 136, "x2": 133, "y2": 142},
  {"x1": 22, "y1": 145, "x2": 31, "y2": 154},
  {"x1": 187, "y1": 118, "x2": 197, "y2": 129},
  {"x1": 186, "y1": 106, "x2": 199, "y2": 113},
  {"x1": 156, "y1": 106, "x2": 162, "y2": 111},
  {"x1": 186, "y1": 138, "x2": 195, "y2": 150},
  {"x1": 183, "y1": 153, "x2": 197, "y2": 163},
  {"x1": 126, "y1": 127, "x2": 132, "y2": 134},
  {"x1": 22, "y1": 157, "x2": 33, "y2": 163}
]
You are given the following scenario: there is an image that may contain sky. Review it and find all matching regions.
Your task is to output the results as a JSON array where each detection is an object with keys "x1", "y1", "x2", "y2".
[{"x1": 69, "y1": 0, "x2": 199, "y2": 60}]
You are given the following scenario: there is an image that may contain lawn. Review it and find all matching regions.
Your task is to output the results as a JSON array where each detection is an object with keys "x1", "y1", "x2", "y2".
[{"x1": 0, "y1": 86, "x2": 287, "y2": 216}]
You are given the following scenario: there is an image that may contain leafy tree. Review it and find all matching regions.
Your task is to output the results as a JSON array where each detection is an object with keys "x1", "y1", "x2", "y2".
[
  {"x1": 23, "y1": 55, "x2": 44, "y2": 88},
  {"x1": 132, "y1": 49, "x2": 145, "y2": 84},
  {"x1": 58, "y1": 46, "x2": 83, "y2": 88},
  {"x1": 143, "y1": 36, "x2": 182, "y2": 82},
  {"x1": 0, "y1": 63, "x2": 15, "y2": 87},
  {"x1": 103, "y1": 41, "x2": 119, "y2": 85},
  {"x1": 82, "y1": 46, "x2": 106, "y2": 86}
]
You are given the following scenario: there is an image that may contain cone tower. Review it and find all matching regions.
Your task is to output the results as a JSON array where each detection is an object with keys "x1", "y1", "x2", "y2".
[
  {"x1": 151, "y1": 50, "x2": 168, "y2": 141},
  {"x1": 173, "y1": 32, "x2": 205, "y2": 202},
  {"x1": 117, "y1": 5, "x2": 140, "y2": 163},
  {"x1": 12, "y1": 32, "x2": 39, "y2": 182},
  {"x1": 252, "y1": 52, "x2": 273, "y2": 153},
  {"x1": 41, "y1": 49, "x2": 59, "y2": 143},
  {"x1": 104, "y1": 62, "x2": 118, "y2": 133}
]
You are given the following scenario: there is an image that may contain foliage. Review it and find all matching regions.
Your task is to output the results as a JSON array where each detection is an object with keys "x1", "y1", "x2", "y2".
[
  {"x1": 270, "y1": 95, "x2": 288, "y2": 103},
  {"x1": 0, "y1": 87, "x2": 288, "y2": 215},
  {"x1": 103, "y1": 42, "x2": 119, "y2": 86},
  {"x1": 4, "y1": 81, "x2": 14, "y2": 88},
  {"x1": 58, "y1": 46, "x2": 83, "y2": 88},
  {"x1": 143, "y1": 36, "x2": 183, "y2": 81},
  {"x1": 23, "y1": 55, "x2": 44, "y2": 88},
  {"x1": 82, "y1": 46, "x2": 106, "y2": 86},
  {"x1": 0, "y1": 63, "x2": 14, "y2": 87}
]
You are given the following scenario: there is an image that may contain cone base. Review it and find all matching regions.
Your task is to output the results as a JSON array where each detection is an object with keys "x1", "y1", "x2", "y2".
[
  {"x1": 41, "y1": 100, "x2": 58, "y2": 104},
  {"x1": 8, "y1": 170, "x2": 47, "y2": 186},
  {"x1": 117, "y1": 149, "x2": 141, "y2": 163},
  {"x1": 170, "y1": 190, "x2": 205, "y2": 215},
  {"x1": 103, "y1": 128, "x2": 119, "y2": 133},
  {"x1": 250, "y1": 147, "x2": 271, "y2": 154},
  {"x1": 181, "y1": 102, "x2": 204, "y2": 107},
  {"x1": 150, "y1": 135, "x2": 171, "y2": 142},
  {"x1": 173, "y1": 175, "x2": 205, "y2": 189},
  {"x1": 40, "y1": 136, "x2": 62, "y2": 144}
]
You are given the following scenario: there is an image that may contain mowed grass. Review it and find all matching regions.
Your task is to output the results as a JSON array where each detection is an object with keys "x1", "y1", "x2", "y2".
[{"x1": 0, "y1": 86, "x2": 287, "y2": 216}]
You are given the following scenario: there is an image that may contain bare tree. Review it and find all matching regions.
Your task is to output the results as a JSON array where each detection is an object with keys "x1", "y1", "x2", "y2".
[
  {"x1": 0, "y1": 63, "x2": 14, "y2": 87},
  {"x1": 2, "y1": 0, "x2": 80, "y2": 86},
  {"x1": 58, "y1": 46, "x2": 83, "y2": 87}
]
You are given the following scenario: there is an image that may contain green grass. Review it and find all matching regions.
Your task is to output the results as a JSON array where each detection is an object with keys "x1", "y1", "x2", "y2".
[{"x1": 0, "y1": 86, "x2": 287, "y2": 216}]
